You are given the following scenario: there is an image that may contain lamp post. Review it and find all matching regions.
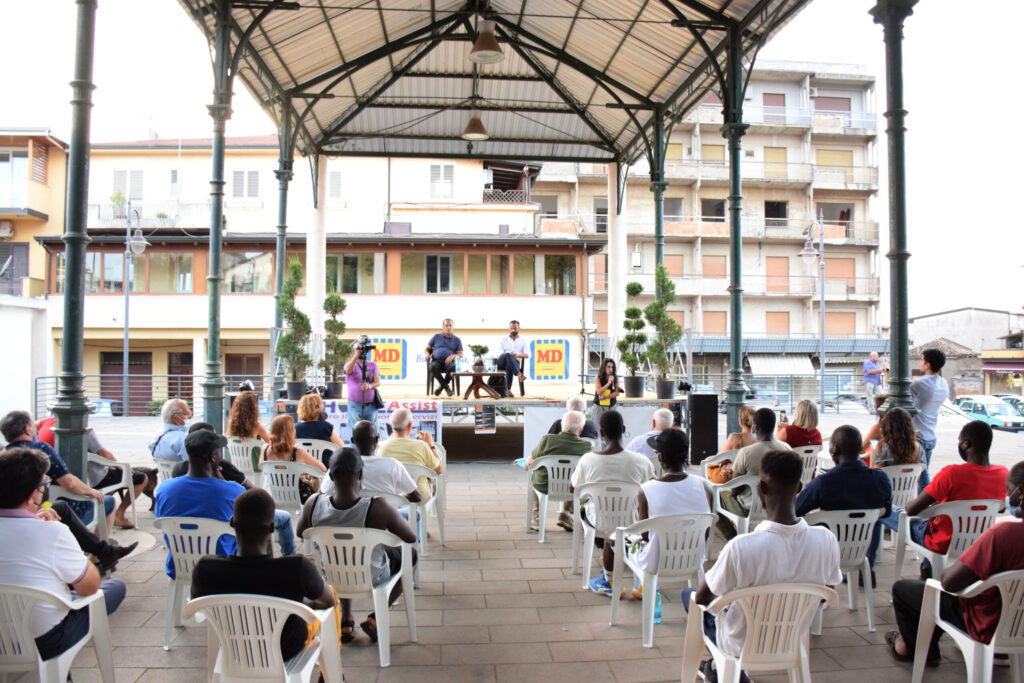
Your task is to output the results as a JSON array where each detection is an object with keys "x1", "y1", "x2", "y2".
[
  {"x1": 801, "y1": 209, "x2": 826, "y2": 412},
  {"x1": 122, "y1": 200, "x2": 149, "y2": 415}
]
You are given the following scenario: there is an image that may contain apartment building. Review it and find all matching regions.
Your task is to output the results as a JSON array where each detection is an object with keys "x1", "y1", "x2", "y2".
[
  {"x1": 36, "y1": 136, "x2": 599, "y2": 409},
  {"x1": 532, "y1": 61, "x2": 887, "y2": 385}
]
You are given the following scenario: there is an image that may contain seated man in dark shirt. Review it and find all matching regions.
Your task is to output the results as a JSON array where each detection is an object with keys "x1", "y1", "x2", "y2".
[
  {"x1": 190, "y1": 488, "x2": 334, "y2": 660},
  {"x1": 796, "y1": 424, "x2": 892, "y2": 584},
  {"x1": 546, "y1": 395, "x2": 599, "y2": 440}
]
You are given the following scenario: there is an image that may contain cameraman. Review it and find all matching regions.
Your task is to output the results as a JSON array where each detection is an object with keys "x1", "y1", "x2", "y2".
[{"x1": 344, "y1": 336, "x2": 381, "y2": 425}]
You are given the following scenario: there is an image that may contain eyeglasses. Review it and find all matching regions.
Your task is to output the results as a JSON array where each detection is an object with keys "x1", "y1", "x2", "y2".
[{"x1": 37, "y1": 477, "x2": 51, "y2": 492}]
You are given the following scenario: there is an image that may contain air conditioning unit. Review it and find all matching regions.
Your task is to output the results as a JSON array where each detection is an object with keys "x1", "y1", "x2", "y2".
[
  {"x1": 809, "y1": 87, "x2": 819, "y2": 98},
  {"x1": 0, "y1": 221, "x2": 12, "y2": 239}
]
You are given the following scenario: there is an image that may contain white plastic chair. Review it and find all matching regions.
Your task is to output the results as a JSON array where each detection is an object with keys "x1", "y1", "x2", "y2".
[
  {"x1": 403, "y1": 462, "x2": 446, "y2": 556},
  {"x1": 712, "y1": 475, "x2": 765, "y2": 536},
  {"x1": 302, "y1": 526, "x2": 417, "y2": 667},
  {"x1": 912, "y1": 571, "x2": 1024, "y2": 683},
  {"x1": 226, "y1": 436, "x2": 263, "y2": 478},
  {"x1": 881, "y1": 464, "x2": 926, "y2": 544},
  {"x1": 792, "y1": 445, "x2": 823, "y2": 486},
  {"x1": 182, "y1": 593, "x2": 342, "y2": 683},
  {"x1": 571, "y1": 480, "x2": 641, "y2": 588},
  {"x1": 155, "y1": 459, "x2": 177, "y2": 484},
  {"x1": 609, "y1": 512, "x2": 716, "y2": 647},
  {"x1": 297, "y1": 438, "x2": 336, "y2": 466},
  {"x1": 0, "y1": 584, "x2": 115, "y2": 683},
  {"x1": 49, "y1": 484, "x2": 107, "y2": 541},
  {"x1": 153, "y1": 516, "x2": 235, "y2": 651},
  {"x1": 525, "y1": 454, "x2": 581, "y2": 543},
  {"x1": 804, "y1": 508, "x2": 885, "y2": 633},
  {"x1": 88, "y1": 451, "x2": 138, "y2": 525},
  {"x1": 700, "y1": 449, "x2": 738, "y2": 479},
  {"x1": 262, "y1": 460, "x2": 325, "y2": 516},
  {"x1": 680, "y1": 583, "x2": 838, "y2": 683},
  {"x1": 893, "y1": 499, "x2": 1003, "y2": 582}
]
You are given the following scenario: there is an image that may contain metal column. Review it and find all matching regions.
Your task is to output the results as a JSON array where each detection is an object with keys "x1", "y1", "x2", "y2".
[
  {"x1": 650, "y1": 105, "x2": 668, "y2": 275},
  {"x1": 51, "y1": 0, "x2": 98, "y2": 478},
  {"x1": 722, "y1": 28, "x2": 750, "y2": 434},
  {"x1": 273, "y1": 106, "x2": 294, "y2": 397},
  {"x1": 871, "y1": 0, "x2": 917, "y2": 410}
]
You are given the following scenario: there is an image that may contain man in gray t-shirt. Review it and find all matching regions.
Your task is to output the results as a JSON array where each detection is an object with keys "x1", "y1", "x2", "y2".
[{"x1": 910, "y1": 349, "x2": 948, "y2": 488}]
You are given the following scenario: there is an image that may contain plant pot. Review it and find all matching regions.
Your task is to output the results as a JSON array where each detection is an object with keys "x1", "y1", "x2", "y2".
[
  {"x1": 623, "y1": 375, "x2": 646, "y2": 398},
  {"x1": 472, "y1": 362, "x2": 486, "y2": 374},
  {"x1": 655, "y1": 379, "x2": 676, "y2": 400},
  {"x1": 325, "y1": 382, "x2": 343, "y2": 399},
  {"x1": 286, "y1": 381, "x2": 307, "y2": 400}
]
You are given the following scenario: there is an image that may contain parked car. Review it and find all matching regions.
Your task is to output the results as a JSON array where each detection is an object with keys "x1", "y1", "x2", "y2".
[
  {"x1": 956, "y1": 395, "x2": 1024, "y2": 432},
  {"x1": 744, "y1": 389, "x2": 783, "y2": 409},
  {"x1": 89, "y1": 398, "x2": 124, "y2": 417},
  {"x1": 993, "y1": 394, "x2": 1024, "y2": 417}
]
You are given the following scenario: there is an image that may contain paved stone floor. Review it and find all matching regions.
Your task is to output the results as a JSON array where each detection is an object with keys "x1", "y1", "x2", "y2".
[{"x1": 33, "y1": 412, "x2": 1024, "y2": 681}]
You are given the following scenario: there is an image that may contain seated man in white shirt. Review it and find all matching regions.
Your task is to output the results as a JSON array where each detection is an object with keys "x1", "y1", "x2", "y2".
[
  {"x1": 0, "y1": 448, "x2": 127, "y2": 661},
  {"x1": 319, "y1": 420, "x2": 422, "y2": 503},
  {"x1": 495, "y1": 319, "x2": 530, "y2": 397},
  {"x1": 625, "y1": 408, "x2": 674, "y2": 458},
  {"x1": 682, "y1": 450, "x2": 842, "y2": 683}
]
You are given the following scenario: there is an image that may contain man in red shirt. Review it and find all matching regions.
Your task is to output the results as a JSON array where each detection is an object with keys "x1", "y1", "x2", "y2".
[
  {"x1": 887, "y1": 461, "x2": 1024, "y2": 666},
  {"x1": 903, "y1": 420, "x2": 1008, "y2": 578}
]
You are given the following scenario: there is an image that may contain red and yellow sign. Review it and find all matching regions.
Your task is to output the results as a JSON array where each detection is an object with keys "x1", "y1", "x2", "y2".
[{"x1": 370, "y1": 338, "x2": 407, "y2": 380}]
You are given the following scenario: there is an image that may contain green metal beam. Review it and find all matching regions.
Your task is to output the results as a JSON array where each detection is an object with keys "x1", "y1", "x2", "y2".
[{"x1": 273, "y1": 103, "x2": 295, "y2": 397}]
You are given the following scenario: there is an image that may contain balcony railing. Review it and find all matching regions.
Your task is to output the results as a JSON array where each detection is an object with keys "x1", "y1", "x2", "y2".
[
  {"x1": 744, "y1": 105, "x2": 812, "y2": 127},
  {"x1": 816, "y1": 277, "x2": 880, "y2": 299},
  {"x1": 812, "y1": 165, "x2": 878, "y2": 189},
  {"x1": 664, "y1": 160, "x2": 813, "y2": 184},
  {"x1": 87, "y1": 201, "x2": 212, "y2": 228},
  {"x1": 0, "y1": 179, "x2": 28, "y2": 208},
  {"x1": 589, "y1": 271, "x2": 879, "y2": 299},
  {"x1": 812, "y1": 110, "x2": 877, "y2": 131},
  {"x1": 620, "y1": 216, "x2": 878, "y2": 243},
  {"x1": 482, "y1": 189, "x2": 529, "y2": 203}
]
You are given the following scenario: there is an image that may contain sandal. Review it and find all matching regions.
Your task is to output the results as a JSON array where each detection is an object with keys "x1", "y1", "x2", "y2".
[
  {"x1": 113, "y1": 518, "x2": 135, "y2": 529},
  {"x1": 360, "y1": 614, "x2": 378, "y2": 643},
  {"x1": 885, "y1": 630, "x2": 941, "y2": 667},
  {"x1": 340, "y1": 619, "x2": 355, "y2": 644}
]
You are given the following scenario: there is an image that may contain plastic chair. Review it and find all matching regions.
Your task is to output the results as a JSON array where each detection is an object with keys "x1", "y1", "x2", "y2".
[
  {"x1": 262, "y1": 461, "x2": 325, "y2": 516},
  {"x1": 153, "y1": 516, "x2": 235, "y2": 651},
  {"x1": 402, "y1": 463, "x2": 446, "y2": 556},
  {"x1": 0, "y1": 583, "x2": 115, "y2": 683},
  {"x1": 303, "y1": 526, "x2": 417, "y2": 667},
  {"x1": 912, "y1": 571, "x2": 1024, "y2": 683},
  {"x1": 700, "y1": 449, "x2": 738, "y2": 479},
  {"x1": 525, "y1": 454, "x2": 581, "y2": 543},
  {"x1": 880, "y1": 464, "x2": 926, "y2": 544},
  {"x1": 712, "y1": 475, "x2": 765, "y2": 536},
  {"x1": 155, "y1": 459, "x2": 177, "y2": 484},
  {"x1": 570, "y1": 480, "x2": 641, "y2": 588},
  {"x1": 361, "y1": 490, "x2": 421, "y2": 588},
  {"x1": 680, "y1": 583, "x2": 838, "y2": 683},
  {"x1": 297, "y1": 438, "x2": 336, "y2": 467},
  {"x1": 804, "y1": 508, "x2": 885, "y2": 633},
  {"x1": 609, "y1": 512, "x2": 716, "y2": 647},
  {"x1": 88, "y1": 451, "x2": 138, "y2": 525},
  {"x1": 182, "y1": 593, "x2": 342, "y2": 682},
  {"x1": 893, "y1": 499, "x2": 1003, "y2": 582},
  {"x1": 225, "y1": 436, "x2": 263, "y2": 478},
  {"x1": 792, "y1": 445, "x2": 823, "y2": 485},
  {"x1": 49, "y1": 484, "x2": 107, "y2": 541}
]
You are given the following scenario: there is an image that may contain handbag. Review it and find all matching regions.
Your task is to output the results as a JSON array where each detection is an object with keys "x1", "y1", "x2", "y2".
[{"x1": 372, "y1": 389, "x2": 385, "y2": 410}]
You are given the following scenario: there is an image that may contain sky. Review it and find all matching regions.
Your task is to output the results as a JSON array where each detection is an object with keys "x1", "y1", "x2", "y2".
[{"x1": 2, "y1": 0, "x2": 1021, "y2": 319}]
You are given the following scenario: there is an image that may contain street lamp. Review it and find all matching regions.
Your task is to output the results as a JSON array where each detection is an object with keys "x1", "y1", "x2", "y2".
[
  {"x1": 123, "y1": 201, "x2": 149, "y2": 415},
  {"x1": 801, "y1": 208, "x2": 826, "y2": 412}
]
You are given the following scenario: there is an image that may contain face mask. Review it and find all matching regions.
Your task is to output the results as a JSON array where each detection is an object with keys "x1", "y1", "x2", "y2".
[{"x1": 1009, "y1": 488, "x2": 1023, "y2": 518}]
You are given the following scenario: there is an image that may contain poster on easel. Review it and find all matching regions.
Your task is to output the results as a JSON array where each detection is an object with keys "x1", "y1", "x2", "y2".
[{"x1": 474, "y1": 404, "x2": 496, "y2": 434}]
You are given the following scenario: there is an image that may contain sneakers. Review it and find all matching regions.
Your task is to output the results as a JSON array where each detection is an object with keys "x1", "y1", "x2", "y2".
[
  {"x1": 631, "y1": 578, "x2": 643, "y2": 600},
  {"x1": 699, "y1": 659, "x2": 752, "y2": 683},
  {"x1": 556, "y1": 512, "x2": 573, "y2": 532},
  {"x1": 589, "y1": 569, "x2": 613, "y2": 597},
  {"x1": 528, "y1": 517, "x2": 539, "y2": 533}
]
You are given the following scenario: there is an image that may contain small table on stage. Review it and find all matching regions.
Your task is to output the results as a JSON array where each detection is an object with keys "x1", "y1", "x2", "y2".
[{"x1": 455, "y1": 372, "x2": 506, "y2": 400}]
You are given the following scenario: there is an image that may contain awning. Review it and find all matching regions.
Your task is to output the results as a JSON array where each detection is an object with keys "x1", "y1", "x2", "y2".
[
  {"x1": 747, "y1": 354, "x2": 816, "y2": 376},
  {"x1": 983, "y1": 363, "x2": 1024, "y2": 375}
]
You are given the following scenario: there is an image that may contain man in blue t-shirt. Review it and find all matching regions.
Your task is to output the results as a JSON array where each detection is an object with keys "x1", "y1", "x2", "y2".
[
  {"x1": 424, "y1": 318, "x2": 463, "y2": 397},
  {"x1": 862, "y1": 352, "x2": 886, "y2": 413},
  {"x1": 154, "y1": 429, "x2": 244, "y2": 578}
]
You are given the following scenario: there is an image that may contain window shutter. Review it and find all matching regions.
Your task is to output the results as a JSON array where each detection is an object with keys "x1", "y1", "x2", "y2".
[
  {"x1": 129, "y1": 170, "x2": 144, "y2": 200},
  {"x1": 232, "y1": 171, "x2": 245, "y2": 198},
  {"x1": 247, "y1": 171, "x2": 259, "y2": 198},
  {"x1": 328, "y1": 171, "x2": 342, "y2": 198},
  {"x1": 30, "y1": 142, "x2": 48, "y2": 184},
  {"x1": 113, "y1": 170, "x2": 127, "y2": 198},
  {"x1": 443, "y1": 165, "x2": 453, "y2": 183},
  {"x1": 430, "y1": 165, "x2": 441, "y2": 183}
]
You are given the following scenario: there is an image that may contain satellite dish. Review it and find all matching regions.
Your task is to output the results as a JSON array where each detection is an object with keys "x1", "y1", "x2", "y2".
[{"x1": 0, "y1": 255, "x2": 13, "y2": 279}]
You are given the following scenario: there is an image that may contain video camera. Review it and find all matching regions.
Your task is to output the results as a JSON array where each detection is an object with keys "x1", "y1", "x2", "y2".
[{"x1": 355, "y1": 334, "x2": 376, "y2": 360}]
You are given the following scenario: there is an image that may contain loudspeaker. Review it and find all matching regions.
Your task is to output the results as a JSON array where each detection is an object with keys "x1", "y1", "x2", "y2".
[{"x1": 688, "y1": 393, "x2": 718, "y2": 465}]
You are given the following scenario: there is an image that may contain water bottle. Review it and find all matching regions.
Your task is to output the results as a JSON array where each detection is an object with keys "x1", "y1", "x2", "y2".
[{"x1": 654, "y1": 591, "x2": 662, "y2": 624}]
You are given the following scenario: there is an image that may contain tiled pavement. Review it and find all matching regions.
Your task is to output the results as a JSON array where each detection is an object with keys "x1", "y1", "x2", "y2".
[{"x1": 50, "y1": 457, "x2": 1020, "y2": 683}]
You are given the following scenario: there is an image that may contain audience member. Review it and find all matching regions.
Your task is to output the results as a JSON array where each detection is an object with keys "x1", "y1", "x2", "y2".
[
  {"x1": 226, "y1": 391, "x2": 271, "y2": 443},
  {"x1": 547, "y1": 395, "x2": 598, "y2": 440},
  {"x1": 626, "y1": 408, "x2": 675, "y2": 458},
  {"x1": 191, "y1": 488, "x2": 334, "y2": 660},
  {"x1": 721, "y1": 405, "x2": 756, "y2": 452},
  {"x1": 903, "y1": 420, "x2": 1008, "y2": 579},
  {"x1": 377, "y1": 408, "x2": 442, "y2": 501},
  {"x1": 886, "y1": 462, "x2": 1024, "y2": 667},
  {"x1": 684, "y1": 450, "x2": 841, "y2": 682},
  {"x1": 1, "y1": 410, "x2": 114, "y2": 533},
  {"x1": 527, "y1": 410, "x2": 592, "y2": 533},
  {"x1": 775, "y1": 399, "x2": 822, "y2": 447},
  {"x1": 713, "y1": 407, "x2": 791, "y2": 540},
  {"x1": 912, "y1": 348, "x2": 948, "y2": 488},
  {"x1": 860, "y1": 395, "x2": 889, "y2": 454},
  {"x1": 261, "y1": 414, "x2": 328, "y2": 473},
  {"x1": 872, "y1": 407, "x2": 921, "y2": 468},
  {"x1": 319, "y1": 421, "x2": 421, "y2": 503},
  {"x1": 154, "y1": 429, "x2": 245, "y2": 578},
  {"x1": 297, "y1": 448, "x2": 418, "y2": 644},
  {"x1": 149, "y1": 398, "x2": 193, "y2": 462},
  {"x1": 293, "y1": 393, "x2": 345, "y2": 454},
  {"x1": 796, "y1": 425, "x2": 892, "y2": 581},
  {"x1": 0, "y1": 448, "x2": 126, "y2": 661}
]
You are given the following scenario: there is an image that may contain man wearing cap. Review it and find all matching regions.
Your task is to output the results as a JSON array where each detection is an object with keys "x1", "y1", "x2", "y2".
[
  {"x1": 297, "y1": 448, "x2": 418, "y2": 645},
  {"x1": 154, "y1": 429, "x2": 244, "y2": 579}
]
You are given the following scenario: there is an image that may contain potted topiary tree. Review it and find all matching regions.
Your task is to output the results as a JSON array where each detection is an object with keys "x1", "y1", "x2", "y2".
[
  {"x1": 468, "y1": 344, "x2": 489, "y2": 373},
  {"x1": 320, "y1": 294, "x2": 351, "y2": 398},
  {"x1": 644, "y1": 264, "x2": 683, "y2": 399},
  {"x1": 276, "y1": 258, "x2": 312, "y2": 399},
  {"x1": 617, "y1": 281, "x2": 648, "y2": 398}
]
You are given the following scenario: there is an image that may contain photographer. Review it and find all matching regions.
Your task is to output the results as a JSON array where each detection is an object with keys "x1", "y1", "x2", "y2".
[{"x1": 344, "y1": 336, "x2": 381, "y2": 425}]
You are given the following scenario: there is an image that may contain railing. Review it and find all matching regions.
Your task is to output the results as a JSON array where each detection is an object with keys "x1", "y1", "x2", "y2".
[
  {"x1": 87, "y1": 201, "x2": 212, "y2": 228},
  {"x1": 0, "y1": 179, "x2": 28, "y2": 208},
  {"x1": 589, "y1": 271, "x2": 878, "y2": 299},
  {"x1": 686, "y1": 373, "x2": 866, "y2": 413},
  {"x1": 482, "y1": 189, "x2": 529, "y2": 203},
  {"x1": 0, "y1": 278, "x2": 23, "y2": 296},
  {"x1": 619, "y1": 216, "x2": 878, "y2": 243},
  {"x1": 812, "y1": 110, "x2": 877, "y2": 130},
  {"x1": 815, "y1": 277, "x2": 880, "y2": 298},
  {"x1": 743, "y1": 105, "x2": 813, "y2": 127},
  {"x1": 813, "y1": 165, "x2": 878, "y2": 189}
]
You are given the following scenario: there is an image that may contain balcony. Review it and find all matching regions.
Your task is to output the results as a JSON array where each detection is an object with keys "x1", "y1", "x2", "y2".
[
  {"x1": 482, "y1": 189, "x2": 529, "y2": 203},
  {"x1": 742, "y1": 275, "x2": 815, "y2": 296},
  {"x1": 812, "y1": 110, "x2": 877, "y2": 135},
  {"x1": 0, "y1": 178, "x2": 49, "y2": 221},
  {"x1": 87, "y1": 201, "x2": 212, "y2": 228},
  {"x1": 812, "y1": 165, "x2": 877, "y2": 191},
  {"x1": 589, "y1": 271, "x2": 878, "y2": 301},
  {"x1": 621, "y1": 216, "x2": 878, "y2": 245},
  {"x1": 745, "y1": 105, "x2": 812, "y2": 130},
  {"x1": 663, "y1": 160, "x2": 812, "y2": 187},
  {"x1": 816, "y1": 277, "x2": 880, "y2": 300}
]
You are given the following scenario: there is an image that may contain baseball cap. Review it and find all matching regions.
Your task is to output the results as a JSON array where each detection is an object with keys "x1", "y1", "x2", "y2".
[
  {"x1": 184, "y1": 429, "x2": 228, "y2": 459},
  {"x1": 647, "y1": 428, "x2": 688, "y2": 456},
  {"x1": 328, "y1": 447, "x2": 363, "y2": 478}
]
